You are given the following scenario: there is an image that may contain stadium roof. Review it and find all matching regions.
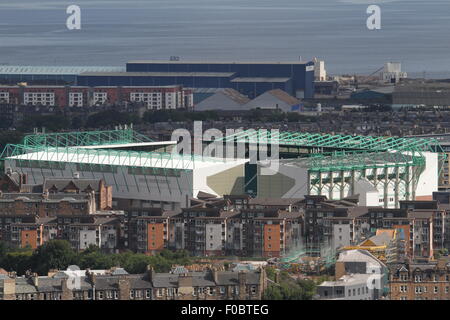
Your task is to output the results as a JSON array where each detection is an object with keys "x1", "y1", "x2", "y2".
[
  {"x1": 0, "y1": 66, "x2": 124, "y2": 75},
  {"x1": 1, "y1": 129, "x2": 246, "y2": 170},
  {"x1": 277, "y1": 151, "x2": 423, "y2": 172},
  {"x1": 216, "y1": 129, "x2": 442, "y2": 153},
  {"x1": 22, "y1": 129, "x2": 154, "y2": 148},
  {"x1": 3, "y1": 147, "x2": 244, "y2": 170}
]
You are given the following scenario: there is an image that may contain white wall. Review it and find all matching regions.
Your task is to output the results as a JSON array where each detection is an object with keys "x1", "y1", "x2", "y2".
[
  {"x1": 415, "y1": 151, "x2": 438, "y2": 197},
  {"x1": 332, "y1": 224, "x2": 351, "y2": 250},
  {"x1": 192, "y1": 159, "x2": 248, "y2": 197},
  {"x1": 79, "y1": 230, "x2": 97, "y2": 250},
  {"x1": 205, "y1": 223, "x2": 223, "y2": 252}
]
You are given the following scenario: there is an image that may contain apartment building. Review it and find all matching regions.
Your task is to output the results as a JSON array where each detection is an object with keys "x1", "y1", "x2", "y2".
[
  {"x1": 0, "y1": 172, "x2": 112, "y2": 214},
  {"x1": 127, "y1": 208, "x2": 181, "y2": 254},
  {"x1": 0, "y1": 85, "x2": 194, "y2": 109},
  {"x1": 239, "y1": 209, "x2": 303, "y2": 258},
  {"x1": 0, "y1": 173, "x2": 123, "y2": 251},
  {"x1": 0, "y1": 213, "x2": 124, "y2": 252},
  {"x1": 181, "y1": 207, "x2": 238, "y2": 256},
  {"x1": 302, "y1": 195, "x2": 370, "y2": 251},
  {"x1": 389, "y1": 258, "x2": 450, "y2": 300},
  {"x1": 0, "y1": 193, "x2": 96, "y2": 218},
  {"x1": 182, "y1": 197, "x2": 304, "y2": 258},
  {"x1": 0, "y1": 266, "x2": 266, "y2": 301},
  {"x1": 56, "y1": 214, "x2": 124, "y2": 252}
]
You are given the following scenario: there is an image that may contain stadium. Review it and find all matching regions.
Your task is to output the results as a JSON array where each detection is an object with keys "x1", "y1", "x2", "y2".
[
  {"x1": 0, "y1": 128, "x2": 445, "y2": 209},
  {"x1": 212, "y1": 129, "x2": 445, "y2": 208},
  {"x1": 0, "y1": 129, "x2": 247, "y2": 210}
]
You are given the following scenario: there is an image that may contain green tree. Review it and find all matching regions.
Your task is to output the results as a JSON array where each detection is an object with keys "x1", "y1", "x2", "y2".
[{"x1": 31, "y1": 240, "x2": 78, "y2": 275}]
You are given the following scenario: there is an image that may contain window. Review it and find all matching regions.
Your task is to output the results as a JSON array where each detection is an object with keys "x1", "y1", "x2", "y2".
[
  {"x1": 145, "y1": 289, "x2": 151, "y2": 299},
  {"x1": 130, "y1": 290, "x2": 134, "y2": 299},
  {"x1": 434, "y1": 287, "x2": 438, "y2": 294},
  {"x1": 251, "y1": 286, "x2": 257, "y2": 295}
]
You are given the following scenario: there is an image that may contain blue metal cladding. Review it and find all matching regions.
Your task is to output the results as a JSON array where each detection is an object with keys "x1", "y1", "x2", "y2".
[
  {"x1": 76, "y1": 74, "x2": 233, "y2": 88},
  {"x1": 0, "y1": 74, "x2": 77, "y2": 85},
  {"x1": 125, "y1": 61, "x2": 313, "y2": 98},
  {"x1": 231, "y1": 79, "x2": 293, "y2": 98}
]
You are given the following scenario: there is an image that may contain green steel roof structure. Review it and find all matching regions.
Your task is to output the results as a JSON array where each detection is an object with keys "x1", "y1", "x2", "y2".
[
  {"x1": 293, "y1": 151, "x2": 423, "y2": 173},
  {"x1": 217, "y1": 129, "x2": 442, "y2": 153},
  {"x1": 23, "y1": 128, "x2": 154, "y2": 148},
  {"x1": 1, "y1": 129, "x2": 227, "y2": 171},
  {"x1": 214, "y1": 129, "x2": 446, "y2": 173}
]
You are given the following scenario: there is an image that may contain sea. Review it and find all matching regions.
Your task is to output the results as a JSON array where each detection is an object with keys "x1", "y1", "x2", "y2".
[{"x1": 0, "y1": 0, "x2": 449, "y2": 77}]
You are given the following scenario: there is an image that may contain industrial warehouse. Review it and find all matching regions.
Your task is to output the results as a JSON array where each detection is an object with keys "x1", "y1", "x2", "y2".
[{"x1": 0, "y1": 59, "x2": 315, "y2": 99}]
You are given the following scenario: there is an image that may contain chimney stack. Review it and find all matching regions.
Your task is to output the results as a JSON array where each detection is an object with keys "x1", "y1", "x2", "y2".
[
  {"x1": 31, "y1": 273, "x2": 39, "y2": 287},
  {"x1": 211, "y1": 267, "x2": 218, "y2": 284},
  {"x1": 146, "y1": 265, "x2": 155, "y2": 282}
]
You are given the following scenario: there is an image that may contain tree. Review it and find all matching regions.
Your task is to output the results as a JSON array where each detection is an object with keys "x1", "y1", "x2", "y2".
[
  {"x1": 263, "y1": 270, "x2": 316, "y2": 300},
  {"x1": 31, "y1": 240, "x2": 78, "y2": 275},
  {"x1": 85, "y1": 110, "x2": 138, "y2": 128},
  {"x1": 19, "y1": 114, "x2": 71, "y2": 132}
]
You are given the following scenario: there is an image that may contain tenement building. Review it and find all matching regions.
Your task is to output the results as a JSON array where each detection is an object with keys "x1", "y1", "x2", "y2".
[{"x1": 389, "y1": 258, "x2": 450, "y2": 300}]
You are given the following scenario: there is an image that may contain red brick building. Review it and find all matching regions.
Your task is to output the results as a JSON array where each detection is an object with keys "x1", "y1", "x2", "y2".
[{"x1": 0, "y1": 85, "x2": 193, "y2": 109}]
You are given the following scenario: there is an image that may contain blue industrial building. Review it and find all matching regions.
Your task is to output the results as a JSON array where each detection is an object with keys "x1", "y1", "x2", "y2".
[
  {"x1": 77, "y1": 60, "x2": 315, "y2": 99},
  {"x1": 1, "y1": 60, "x2": 315, "y2": 99}
]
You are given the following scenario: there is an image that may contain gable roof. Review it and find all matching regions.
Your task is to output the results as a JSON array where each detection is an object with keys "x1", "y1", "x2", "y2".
[
  {"x1": 266, "y1": 89, "x2": 301, "y2": 105},
  {"x1": 43, "y1": 178, "x2": 102, "y2": 193},
  {"x1": 194, "y1": 88, "x2": 250, "y2": 111},
  {"x1": 243, "y1": 89, "x2": 300, "y2": 111}
]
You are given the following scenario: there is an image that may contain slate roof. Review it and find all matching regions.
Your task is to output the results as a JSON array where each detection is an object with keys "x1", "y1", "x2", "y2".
[
  {"x1": 1, "y1": 269, "x2": 262, "y2": 293},
  {"x1": 249, "y1": 198, "x2": 303, "y2": 206},
  {"x1": 43, "y1": 178, "x2": 102, "y2": 193}
]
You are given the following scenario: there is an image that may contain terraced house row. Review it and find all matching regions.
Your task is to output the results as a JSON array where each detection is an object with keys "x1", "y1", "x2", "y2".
[{"x1": 0, "y1": 266, "x2": 266, "y2": 300}]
